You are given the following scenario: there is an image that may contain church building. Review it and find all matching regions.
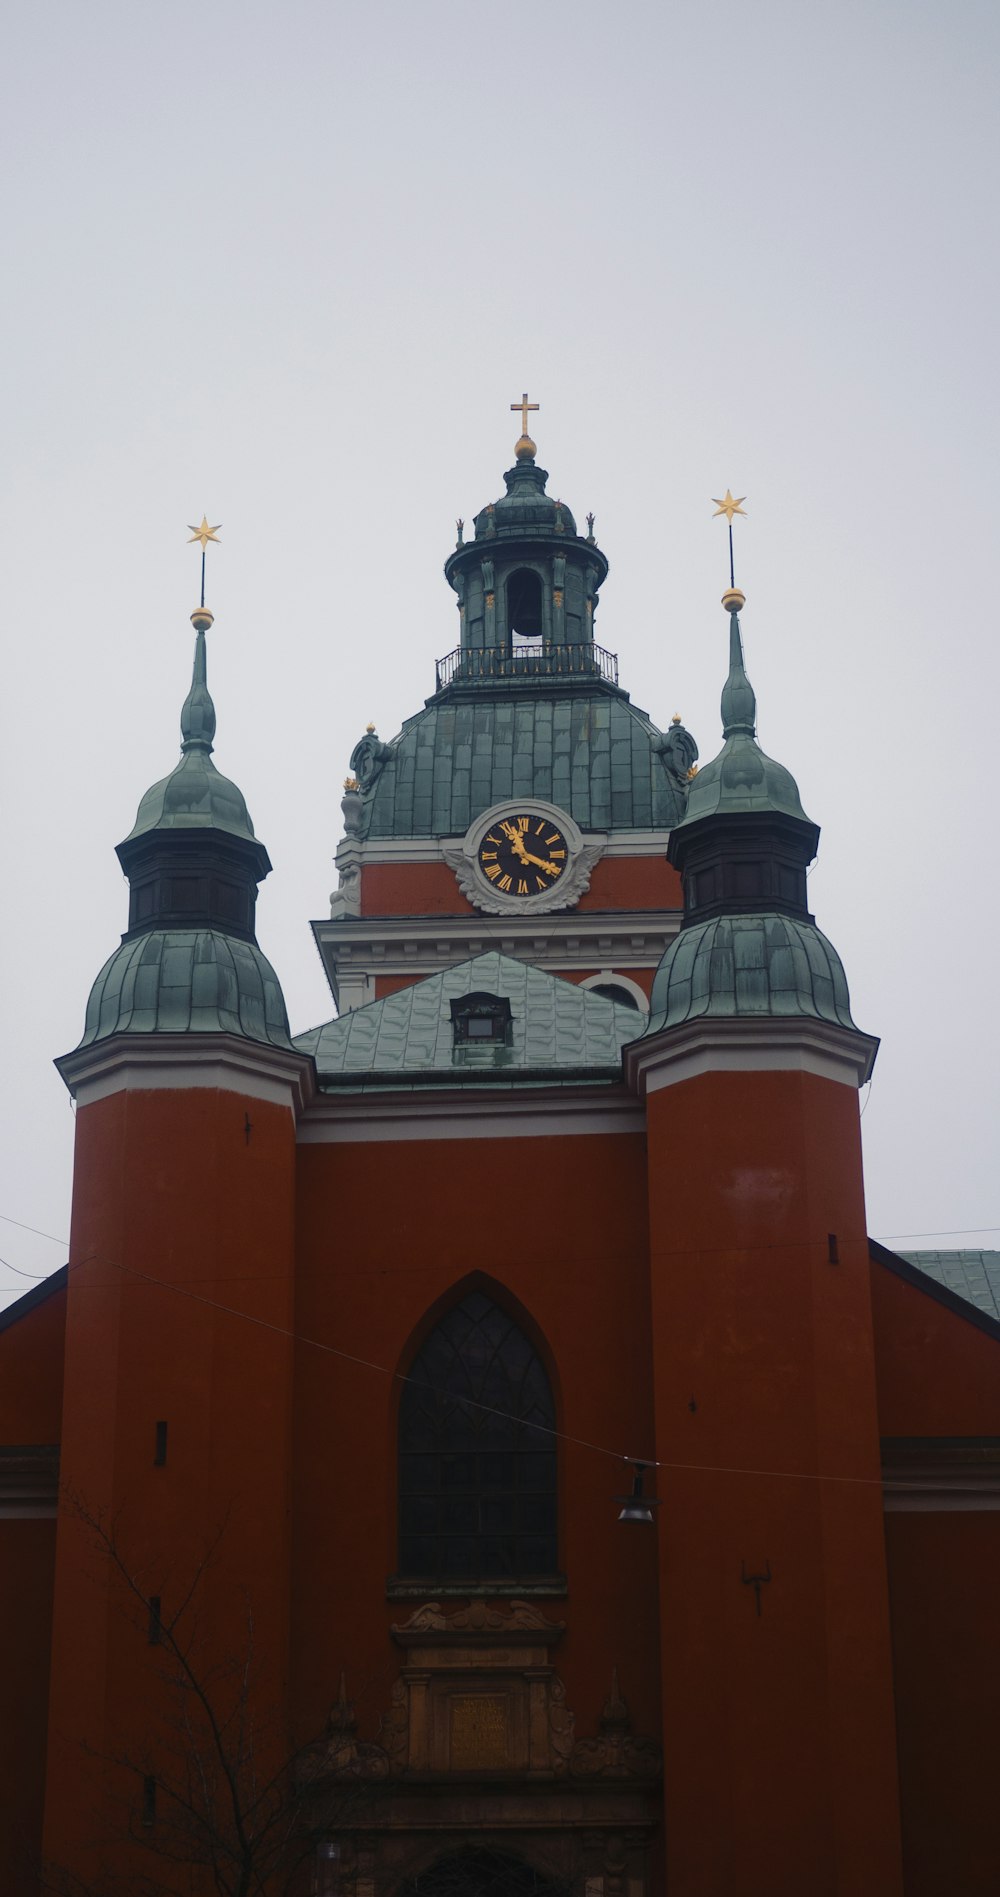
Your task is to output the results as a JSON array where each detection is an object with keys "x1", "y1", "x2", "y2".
[{"x1": 1, "y1": 408, "x2": 998, "y2": 1897}]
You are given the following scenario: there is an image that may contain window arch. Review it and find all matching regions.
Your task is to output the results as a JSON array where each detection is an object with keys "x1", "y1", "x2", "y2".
[
  {"x1": 398, "y1": 1289, "x2": 557, "y2": 1582},
  {"x1": 590, "y1": 982, "x2": 641, "y2": 1010},
  {"x1": 579, "y1": 970, "x2": 650, "y2": 1014},
  {"x1": 506, "y1": 568, "x2": 543, "y2": 644},
  {"x1": 397, "y1": 1849, "x2": 567, "y2": 1896}
]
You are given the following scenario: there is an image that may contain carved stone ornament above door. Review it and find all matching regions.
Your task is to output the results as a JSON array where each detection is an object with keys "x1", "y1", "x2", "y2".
[
  {"x1": 443, "y1": 801, "x2": 605, "y2": 917},
  {"x1": 301, "y1": 1602, "x2": 662, "y2": 1795},
  {"x1": 381, "y1": 1597, "x2": 574, "y2": 1777}
]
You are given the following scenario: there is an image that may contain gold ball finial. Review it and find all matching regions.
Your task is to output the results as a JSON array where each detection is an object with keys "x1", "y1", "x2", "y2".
[
  {"x1": 671, "y1": 714, "x2": 682, "y2": 725},
  {"x1": 721, "y1": 587, "x2": 746, "y2": 614},
  {"x1": 515, "y1": 434, "x2": 537, "y2": 461},
  {"x1": 366, "y1": 721, "x2": 376, "y2": 734},
  {"x1": 190, "y1": 607, "x2": 214, "y2": 632}
]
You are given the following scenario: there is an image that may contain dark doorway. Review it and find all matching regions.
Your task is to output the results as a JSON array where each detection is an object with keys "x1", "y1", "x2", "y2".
[
  {"x1": 398, "y1": 1847, "x2": 569, "y2": 1895},
  {"x1": 507, "y1": 569, "x2": 543, "y2": 643}
]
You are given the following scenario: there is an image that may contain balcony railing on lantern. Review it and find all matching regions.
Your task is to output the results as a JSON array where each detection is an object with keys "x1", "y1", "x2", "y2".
[{"x1": 435, "y1": 641, "x2": 619, "y2": 691}]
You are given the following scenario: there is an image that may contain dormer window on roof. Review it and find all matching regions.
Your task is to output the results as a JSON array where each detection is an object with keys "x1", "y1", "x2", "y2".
[{"x1": 450, "y1": 993, "x2": 513, "y2": 1049}]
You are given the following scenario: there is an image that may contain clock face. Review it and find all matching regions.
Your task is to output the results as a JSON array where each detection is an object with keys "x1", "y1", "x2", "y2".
[{"x1": 477, "y1": 814, "x2": 570, "y2": 898}]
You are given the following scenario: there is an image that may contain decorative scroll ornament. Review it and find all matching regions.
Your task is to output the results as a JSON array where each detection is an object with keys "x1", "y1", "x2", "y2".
[
  {"x1": 655, "y1": 717, "x2": 699, "y2": 790},
  {"x1": 569, "y1": 1669, "x2": 662, "y2": 1781},
  {"x1": 443, "y1": 801, "x2": 605, "y2": 917},
  {"x1": 391, "y1": 1598, "x2": 565, "y2": 1637},
  {"x1": 548, "y1": 1673, "x2": 576, "y2": 1775},
  {"x1": 349, "y1": 725, "x2": 393, "y2": 792}
]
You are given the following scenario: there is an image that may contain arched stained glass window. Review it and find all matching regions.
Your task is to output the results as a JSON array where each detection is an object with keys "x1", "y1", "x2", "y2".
[{"x1": 398, "y1": 1290, "x2": 557, "y2": 1582}]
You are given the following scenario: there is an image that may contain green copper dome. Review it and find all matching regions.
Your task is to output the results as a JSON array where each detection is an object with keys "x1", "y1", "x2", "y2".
[
  {"x1": 124, "y1": 623, "x2": 257, "y2": 844},
  {"x1": 474, "y1": 456, "x2": 577, "y2": 539},
  {"x1": 645, "y1": 913, "x2": 858, "y2": 1036},
  {"x1": 78, "y1": 930, "x2": 292, "y2": 1047}
]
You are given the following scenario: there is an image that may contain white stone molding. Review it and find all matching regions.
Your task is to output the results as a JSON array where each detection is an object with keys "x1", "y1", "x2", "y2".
[
  {"x1": 578, "y1": 971, "x2": 650, "y2": 1013},
  {"x1": 312, "y1": 909, "x2": 681, "y2": 1011},
  {"x1": 58, "y1": 1033, "x2": 317, "y2": 1116},
  {"x1": 297, "y1": 1085, "x2": 644, "y2": 1145},
  {"x1": 623, "y1": 1016, "x2": 879, "y2": 1096},
  {"x1": 442, "y1": 800, "x2": 606, "y2": 917},
  {"x1": 882, "y1": 1454, "x2": 1000, "y2": 1512}
]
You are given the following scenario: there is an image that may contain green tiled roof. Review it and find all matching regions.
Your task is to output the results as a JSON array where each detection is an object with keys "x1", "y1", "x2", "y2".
[
  {"x1": 900, "y1": 1250, "x2": 1000, "y2": 1323},
  {"x1": 645, "y1": 913, "x2": 857, "y2": 1035},
  {"x1": 362, "y1": 694, "x2": 687, "y2": 839},
  {"x1": 294, "y1": 953, "x2": 639, "y2": 1085},
  {"x1": 76, "y1": 930, "x2": 292, "y2": 1048}
]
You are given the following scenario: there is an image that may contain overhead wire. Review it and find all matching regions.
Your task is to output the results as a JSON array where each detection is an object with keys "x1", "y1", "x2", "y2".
[{"x1": 6, "y1": 1242, "x2": 989, "y2": 1492}]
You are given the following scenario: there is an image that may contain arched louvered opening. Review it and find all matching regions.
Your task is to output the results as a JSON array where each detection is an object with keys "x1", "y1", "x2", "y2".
[
  {"x1": 398, "y1": 1290, "x2": 557, "y2": 1582},
  {"x1": 589, "y1": 981, "x2": 642, "y2": 1011},
  {"x1": 396, "y1": 1848, "x2": 570, "y2": 1896},
  {"x1": 507, "y1": 568, "x2": 543, "y2": 645}
]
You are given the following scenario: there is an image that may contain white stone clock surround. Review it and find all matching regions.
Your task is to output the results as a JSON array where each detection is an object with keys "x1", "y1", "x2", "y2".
[{"x1": 442, "y1": 799, "x2": 606, "y2": 917}]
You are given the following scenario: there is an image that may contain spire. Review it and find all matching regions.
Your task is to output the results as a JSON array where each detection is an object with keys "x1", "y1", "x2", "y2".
[
  {"x1": 113, "y1": 552, "x2": 272, "y2": 945},
  {"x1": 634, "y1": 511, "x2": 868, "y2": 1052},
  {"x1": 720, "y1": 599, "x2": 756, "y2": 739},
  {"x1": 179, "y1": 608, "x2": 217, "y2": 753},
  {"x1": 60, "y1": 530, "x2": 294, "y2": 1069}
]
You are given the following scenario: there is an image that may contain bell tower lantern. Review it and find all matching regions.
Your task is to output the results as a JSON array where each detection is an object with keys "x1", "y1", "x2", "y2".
[{"x1": 443, "y1": 396, "x2": 609, "y2": 675}]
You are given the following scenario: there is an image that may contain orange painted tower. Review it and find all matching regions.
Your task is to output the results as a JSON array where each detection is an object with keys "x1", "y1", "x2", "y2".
[
  {"x1": 626, "y1": 589, "x2": 904, "y2": 1893},
  {"x1": 42, "y1": 595, "x2": 311, "y2": 1887}
]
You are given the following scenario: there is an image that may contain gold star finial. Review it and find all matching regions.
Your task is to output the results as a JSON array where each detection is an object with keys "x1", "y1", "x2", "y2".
[
  {"x1": 711, "y1": 490, "x2": 747, "y2": 523},
  {"x1": 187, "y1": 516, "x2": 222, "y2": 550}
]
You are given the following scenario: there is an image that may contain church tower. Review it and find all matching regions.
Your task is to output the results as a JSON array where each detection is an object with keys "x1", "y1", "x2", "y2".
[
  {"x1": 626, "y1": 582, "x2": 905, "y2": 1893},
  {"x1": 41, "y1": 585, "x2": 310, "y2": 1884},
  {"x1": 316, "y1": 402, "x2": 698, "y2": 1012}
]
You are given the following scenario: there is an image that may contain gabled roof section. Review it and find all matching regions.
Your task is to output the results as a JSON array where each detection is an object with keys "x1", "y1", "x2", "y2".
[
  {"x1": 294, "y1": 954, "x2": 639, "y2": 1086},
  {"x1": 870, "y1": 1241, "x2": 1000, "y2": 1342},
  {"x1": 897, "y1": 1249, "x2": 1000, "y2": 1325},
  {"x1": 361, "y1": 694, "x2": 688, "y2": 839},
  {"x1": 0, "y1": 1267, "x2": 67, "y2": 1331}
]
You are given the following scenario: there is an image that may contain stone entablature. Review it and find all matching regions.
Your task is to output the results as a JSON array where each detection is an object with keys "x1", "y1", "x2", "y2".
[{"x1": 313, "y1": 909, "x2": 679, "y2": 1013}]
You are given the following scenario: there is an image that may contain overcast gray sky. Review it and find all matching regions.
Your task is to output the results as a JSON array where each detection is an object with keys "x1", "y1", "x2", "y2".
[{"x1": 2, "y1": 0, "x2": 998, "y2": 1304}]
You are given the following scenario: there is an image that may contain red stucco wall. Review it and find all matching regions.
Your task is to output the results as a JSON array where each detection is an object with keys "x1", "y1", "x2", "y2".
[
  {"x1": 871, "y1": 1260, "x2": 1000, "y2": 1896},
  {"x1": 291, "y1": 1130, "x2": 661, "y2": 1758},
  {"x1": 360, "y1": 854, "x2": 681, "y2": 918},
  {"x1": 43, "y1": 1087, "x2": 298, "y2": 1889},
  {"x1": 645, "y1": 1068, "x2": 903, "y2": 1895},
  {"x1": 0, "y1": 1285, "x2": 65, "y2": 1895}
]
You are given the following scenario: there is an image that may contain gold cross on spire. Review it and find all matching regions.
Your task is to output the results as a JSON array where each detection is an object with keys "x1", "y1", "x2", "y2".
[{"x1": 511, "y1": 392, "x2": 539, "y2": 435}]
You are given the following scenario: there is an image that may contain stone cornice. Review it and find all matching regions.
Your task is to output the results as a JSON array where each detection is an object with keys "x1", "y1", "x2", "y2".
[
  {"x1": 57, "y1": 1033, "x2": 317, "y2": 1115},
  {"x1": 297, "y1": 1083, "x2": 644, "y2": 1144},
  {"x1": 312, "y1": 910, "x2": 679, "y2": 1006},
  {"x1": 882, "y1": 1438, "x2": 1000, "y2": 1513},
  {"x1": 623, "y1": 1014, "x2": 879, "y2": 1095}
]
